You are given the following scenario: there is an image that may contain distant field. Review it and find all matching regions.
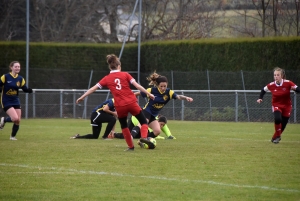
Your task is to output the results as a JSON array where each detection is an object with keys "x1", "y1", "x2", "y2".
[{"x1": 0, "y1": 119, "x2": 299, "y2": 201}]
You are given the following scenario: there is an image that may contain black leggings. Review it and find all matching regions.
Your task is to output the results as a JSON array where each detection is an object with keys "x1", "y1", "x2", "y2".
[
  {"x1": 76, "y1": 111, "x2": 116, "y2": 139},
  {"x1": 274, "y1": 111, "x2": 290, "y2": 133}
]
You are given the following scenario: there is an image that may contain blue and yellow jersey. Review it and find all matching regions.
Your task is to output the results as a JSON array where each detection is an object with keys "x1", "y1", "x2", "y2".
[
  {"x1": 0, "y1": 73, "x2": 26, "y2": 108},
  {"x1": 140, "y1": 87, "x2": 177, "y2": 117},
  {"x1": 92, "y1": 98, "x2": 115, "y2": 113}
]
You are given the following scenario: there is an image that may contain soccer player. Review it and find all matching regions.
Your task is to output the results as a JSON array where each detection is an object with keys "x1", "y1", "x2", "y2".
[
  {"x1": 71, "y1": 98, "x2": 117, "y2": 139},
  {"x1": 257, "y1": 67, "x2": 300, "y2": 144},
  {"x1": 135, "y1": 71, "x2": 193, "y2": 137},
  {"x1": 0, "y1": 61, "x2": 33, "y2": 140},
  {"x1": 76, "y1": 54, "x2": 155, "y2": 151},
  {"x1": 111, "y1": 114, "x2": 173, "y2": 139}
]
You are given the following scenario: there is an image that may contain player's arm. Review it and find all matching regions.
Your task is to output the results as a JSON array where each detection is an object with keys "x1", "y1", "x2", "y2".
[
  {"x1": 103, "y1": 104, "x2": 117, "y2": 118},
  {"x1": 76, "y1": 84, "x2": 98, "y2": 104},
  {"x1": 131, "y1": 80, "x2": 155, "y2": 100},
  {"x1": 257, "y1": 86, "x2": 267, "y2": 103},
  {"x1": 21, "y1": 78, "x2": 33, "y2": 93},
  {"x1": 176, "y1": 95, "x2": 193, "y2": 102},
  {"x1": 291, "y1": 85, "x2": 300, "y2": 93}
]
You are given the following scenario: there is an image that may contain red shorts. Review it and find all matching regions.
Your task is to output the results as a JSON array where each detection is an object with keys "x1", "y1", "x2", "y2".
[
  {"x1": 272, "y1": 105, "x2": 292, "y2": 117},
  {"x1": 115, "y1": 102, "x2": 142, "y2": 118}
]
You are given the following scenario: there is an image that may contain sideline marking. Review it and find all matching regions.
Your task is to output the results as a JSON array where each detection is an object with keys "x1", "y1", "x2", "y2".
[{"x1": 0, "y1": 163, "x2": 299, "y2": 193}]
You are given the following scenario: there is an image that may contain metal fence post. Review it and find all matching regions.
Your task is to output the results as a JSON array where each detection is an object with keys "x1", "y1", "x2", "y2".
[
  {"x1": 181, "y1": 91, "x2": 184, "y2": 121},
  {"x1": 60, "y1": 90, "x2": 63, "y2": 118},
  {"x1": 235, "y1": 91, "x2": 238, "y2": 122},
  {"x1": 32, "y1": 91, "x2": 35, "y2": 118},
  {"x1": 294, "y1": 92, "x2": 297, "y2": 123}
]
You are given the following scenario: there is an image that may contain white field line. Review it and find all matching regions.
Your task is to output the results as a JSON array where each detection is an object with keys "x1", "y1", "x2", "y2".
[{"x1": 0, "y1": 163, "x2": 299, "y2": 193}]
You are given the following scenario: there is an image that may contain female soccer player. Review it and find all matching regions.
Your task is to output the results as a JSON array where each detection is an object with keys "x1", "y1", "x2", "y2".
[
  {"x1": 257, "y1": 67, "x2": 299, "y2": 144},
  {"x1": 0, "y1": 61, "x2": 33, "y2": 140},
  {"x1": 135, "y1": 71, "x2": 193, "y2": 137},
  {"x1": 71, "y1": 98, "x2": 117, "y2": 139},
  {"x1": 76, "y1": 54, "x2": 155, "y2": 151}
]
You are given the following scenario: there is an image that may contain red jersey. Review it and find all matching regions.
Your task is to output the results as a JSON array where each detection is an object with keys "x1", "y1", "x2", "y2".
[
  {"x1": 264, "y1": 79, "x2": 297, "y2": 108},
  {"x1": 97, "y1": 70, "x2": 137, "y2": 107}
]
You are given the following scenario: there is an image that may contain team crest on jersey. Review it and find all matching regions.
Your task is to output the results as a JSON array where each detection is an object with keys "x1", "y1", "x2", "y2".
[
  {"x1": 16, "y1": 81, "x2": 20, "y2": 87},
  {"x1": 283, "y1": 88, "x2": 286, "y2": 91},
  {"x1": 163, "y1": 95, "x2": 168, "y2": 101}
]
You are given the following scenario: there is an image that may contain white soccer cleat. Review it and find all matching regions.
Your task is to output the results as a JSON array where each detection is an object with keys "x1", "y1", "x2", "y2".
[
  {"x1": 0, "y1": 117, "x2": 5, "y2": 130},
  {"x1": 10, "y1": 136, "x2": 17, "y2": 141}
]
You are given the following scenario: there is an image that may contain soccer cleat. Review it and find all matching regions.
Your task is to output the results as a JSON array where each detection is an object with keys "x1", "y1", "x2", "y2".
[
  {"x1": 137, "y1": 140, "x2": 144, "y2": 148},
  {"x1": 140, "y1": 138, "x2": 155, "y2": 149},
  {"x1": 154, "y1": 135, "x2": 165, "y2": 140},
  {"x1": 166, "y1": 135, "x2": 176, "y2": 139},
  {"x1": 271, "y1": 136, "x2": 281, "y2": 144},
  {"x1": 0, "y1": 117, "x2": 5, "y2": 130},
  {"x1": 10, "y1": 136, "x2": 17, "y2": 141},
  {"x1": 70, "y1": 134, "x2": 80, "y2": 139},
  {"x1": 124, "y1": 147, "x2": 134, "y2": 151}
]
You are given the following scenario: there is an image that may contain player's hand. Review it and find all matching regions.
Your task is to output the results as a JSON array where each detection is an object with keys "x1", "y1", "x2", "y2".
[
  {"x1": 149, "y1": 94, "x2": 155, "y2": 100},
  {"x1": 186, "y1": 97, "x2": 193, "y2": 102},
  {"x1": 76, "y1": 98, "x2": 83, "y2": 104},
  {"x1": 257, "y1": 99, "x2": 263, "y2": 104}
]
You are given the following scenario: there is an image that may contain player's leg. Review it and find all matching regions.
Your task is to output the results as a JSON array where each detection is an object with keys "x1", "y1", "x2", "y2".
[
  {"x1": 5, "y1": 107, "x2": 20, "y2": 140},
  {"x1": 118, "y1": 117, "x2": 134, "y2": 149},
  {"x1": 281, "y1": 116, "x2": 290, "y2": 134},
  {"x1": 272, "y1": 110, "x2": 282, "y2": 143},
  {"x1": 280, "y1": 105, "x2": 292, "y2": 136},
  {"x1": 100, "y1": 113, "x2": 117, "y2": 139},
  {"x1": 72, "y1": 112, "x2": 101, "y2": 139}
]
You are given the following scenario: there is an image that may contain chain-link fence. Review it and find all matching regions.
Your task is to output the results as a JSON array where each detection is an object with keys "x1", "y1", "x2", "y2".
[
  {"x1": 1, "y1": 89, "x2": 298, "y2": 123},
  {"x1": 1, "y1": 68, "x2": 298, "y2": 90}
]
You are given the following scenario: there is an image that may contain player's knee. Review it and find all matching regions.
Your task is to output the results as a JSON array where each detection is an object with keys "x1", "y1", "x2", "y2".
[{"x1": 274, "y1": 111, "x2": 282, "y2": 124}]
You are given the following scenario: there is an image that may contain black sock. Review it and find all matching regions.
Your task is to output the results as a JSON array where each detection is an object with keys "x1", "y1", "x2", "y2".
[
  {"x1": 147, "y1": 132, "x2": 156, "y2": 138},
  {"x1": 11, "y1": 124, "x2": 19, "y2": 137}
]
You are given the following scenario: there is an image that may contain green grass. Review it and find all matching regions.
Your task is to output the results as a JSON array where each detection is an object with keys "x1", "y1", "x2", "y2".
[{"x1": 0, "y1": 119, "x2": 299, "y2": 201}]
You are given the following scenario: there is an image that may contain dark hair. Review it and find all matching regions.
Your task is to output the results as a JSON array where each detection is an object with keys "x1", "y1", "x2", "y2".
[
  {"x1": 106, "y1": 54, "x2": 121, "y2": 70},
  {"x1": 273, "y1": 67, "x2": 286, "y2": 79},
  {"x1": 147, "y1": 71, "x2": 168, "y2": 86},
  {"x1": 158, "y1": 115, "x2": 167, "y2": 124},
  {"x1": 9, "y1": 61, "x2": 20, "y2": 72}
]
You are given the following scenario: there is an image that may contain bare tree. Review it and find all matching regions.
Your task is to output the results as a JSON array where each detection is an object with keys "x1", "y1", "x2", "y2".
[
  {"x1": 0, "y1": 0, "x2": 26, "y2": 41},
  {"x1": 137, "y1": 0, "x2": 225, "y2": 41}
]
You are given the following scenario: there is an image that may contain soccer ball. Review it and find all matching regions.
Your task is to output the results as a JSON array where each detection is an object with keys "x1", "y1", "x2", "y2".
[{"x1": 138, "y1": 137, "x2": 157, "y2": 149}]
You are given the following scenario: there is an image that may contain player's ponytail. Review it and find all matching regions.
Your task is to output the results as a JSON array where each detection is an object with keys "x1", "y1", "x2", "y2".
[{"x1": 106, "y1": 54, "x2": 121, "y2": 70}]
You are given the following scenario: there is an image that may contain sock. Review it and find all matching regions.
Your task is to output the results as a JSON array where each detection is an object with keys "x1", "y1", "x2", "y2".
[
  {"x1": 140, "y1": 124, "x2": 148, "y2": 138},
  {"x1": 273, "y1": 124, "x2": 281, "y2": 139},
  {"x1": 147, "y1": 132, "x2": 156, "y2": 138},
  {"x1": 5, "y1": 117, "x2": 12, "y2": 123},
  {"x1": 122, "y1": 128, "x2": 134, "y2": 148},
  {"x1": 11, "y1": 124, "x2": 19, "y2": 137}
]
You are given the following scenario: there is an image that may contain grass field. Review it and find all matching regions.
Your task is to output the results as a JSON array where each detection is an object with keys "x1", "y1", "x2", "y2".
[{"x1": 0, "y1": 119, "x2": 299, "y2": 201}]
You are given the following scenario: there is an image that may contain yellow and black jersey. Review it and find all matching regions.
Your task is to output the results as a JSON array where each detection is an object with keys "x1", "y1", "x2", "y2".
[
  {"x1": 92, "y1": 98, "x2": 115, "y2": 113},
  {"x1": 0, "y1": 73, "x2": 27, "y2": 108},
  {"x1": 140, "y1": 87, "x2": 177, "y2": 117}
]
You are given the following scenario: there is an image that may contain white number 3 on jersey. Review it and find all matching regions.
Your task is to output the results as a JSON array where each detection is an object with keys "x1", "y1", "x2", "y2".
[{"x1": 115, "y1": 78, "x2": 121, "y2": 90}]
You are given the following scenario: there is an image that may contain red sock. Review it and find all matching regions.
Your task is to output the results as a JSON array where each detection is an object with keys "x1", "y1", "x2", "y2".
[
  {"x1": 274, "y1": 124, "x2": 282, "y2": 138},
  {"x1": 122, "y1": 128, "x2": 134, "y2": 148},
  {"x1": 140, "y1": 124, "x2": 148, "y2": 138}
]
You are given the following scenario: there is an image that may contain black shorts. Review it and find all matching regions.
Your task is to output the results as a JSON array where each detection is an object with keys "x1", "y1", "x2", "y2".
[
  {"x1": 142, "y1": 110, "x2": 157, "y2": 124},
  {"x1": 3, "y1": 105, "x2": 21, "y2": 112}
]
